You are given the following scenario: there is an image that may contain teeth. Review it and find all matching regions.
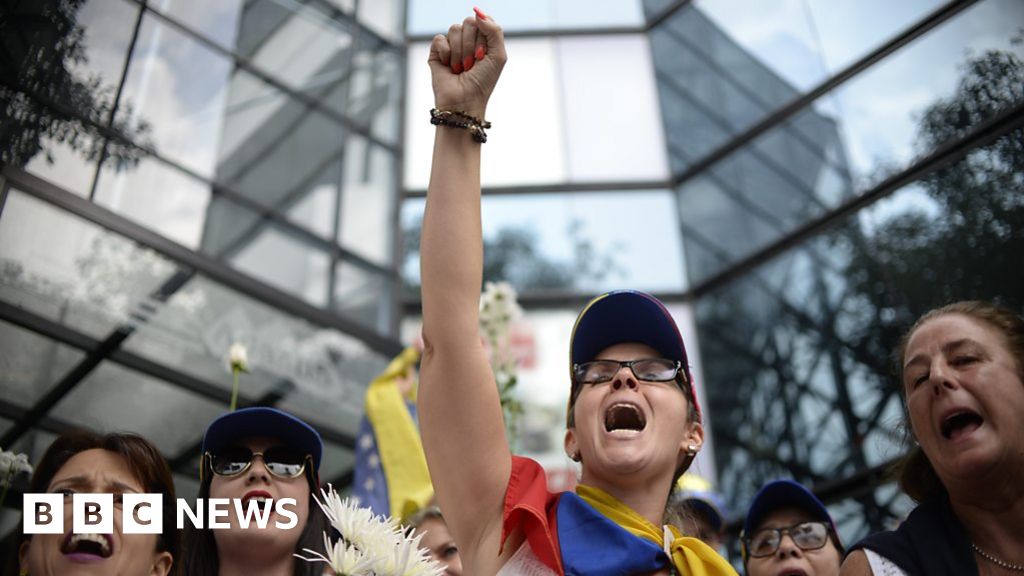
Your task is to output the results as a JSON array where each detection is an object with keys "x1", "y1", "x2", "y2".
[{"x1": 69, "y1": 533, "x2": 111, "y2": 556}]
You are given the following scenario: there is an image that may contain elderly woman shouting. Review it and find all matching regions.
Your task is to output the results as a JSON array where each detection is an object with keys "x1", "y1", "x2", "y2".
[{"x1": 842, "y1": 301, "x2": 1024, "y2": 575}]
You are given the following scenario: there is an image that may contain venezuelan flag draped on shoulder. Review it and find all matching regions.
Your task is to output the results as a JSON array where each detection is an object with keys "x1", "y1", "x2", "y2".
[{"x1": 352, "y1": 345, "x2": 433, "y2": 522}]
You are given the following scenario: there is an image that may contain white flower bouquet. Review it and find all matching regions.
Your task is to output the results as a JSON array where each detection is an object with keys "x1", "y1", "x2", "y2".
[{"x1": 296, "y1": 484, "x2": 444, "y2": 576}]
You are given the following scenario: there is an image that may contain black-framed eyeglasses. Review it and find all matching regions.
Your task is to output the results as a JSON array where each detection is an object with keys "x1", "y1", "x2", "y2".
[
  {"x1": 203, "y1": 446, "x2": 310, "y2": 480},
  {"x1": 742, "y1": 521, "x2": 831, "y2": 558},
  {"x1": 572, "y1": 358, "x2": 685, "y2": 386}
]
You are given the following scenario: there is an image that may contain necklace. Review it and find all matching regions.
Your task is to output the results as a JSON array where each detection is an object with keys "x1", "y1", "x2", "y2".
[{"x1": 972, "y1": 543, "x2": 1024, "y2": 572}]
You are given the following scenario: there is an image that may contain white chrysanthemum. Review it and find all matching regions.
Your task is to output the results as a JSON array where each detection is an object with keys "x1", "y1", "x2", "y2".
[
  {"x1": 295, "y1": 532, "x2": 375, "y2": 575},
  {"x1": 228, "y1": 342, "x2": 249, "y2": 373},
  {"x1": 301, "y1": 485, "x2": 443, "y2": 575},
  {"x1": 0, "y1": 449, "x2": 33, "y2": 477}
]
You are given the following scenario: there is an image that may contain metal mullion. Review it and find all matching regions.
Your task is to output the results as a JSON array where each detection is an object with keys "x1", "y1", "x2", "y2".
[
  {"x1": 88, "y1": 0, "x2": 147, "y2": 201},
  {"x1": 404, "y1": 179, "x2": 673, "y2": 198},
  {"x1": 388, "y1": 0, "x2": 411, "y2": 337},
  {"x1": 668, "y1": 0, "x2": 980, "y2": 191},
  {"x1": 2, "y1": 165, "x2": 405, "y2": 356}
]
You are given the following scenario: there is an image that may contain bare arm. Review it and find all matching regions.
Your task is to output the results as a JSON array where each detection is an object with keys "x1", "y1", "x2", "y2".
[
  {"x1": 417, "y1": 10, "x2": 510, "y2": 571},
  {"x1": 839, "y1": 550, "x2": 874, "y2": 575}
]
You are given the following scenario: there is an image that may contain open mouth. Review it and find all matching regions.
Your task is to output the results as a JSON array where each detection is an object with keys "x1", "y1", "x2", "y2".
[
  {"x1": 940, "y1": 410, "x2": 983, "y2": 440},
  {"x1": 604, "y1": 403, "x2": 646, "y2": 433},
  {"x1": 61, "y1": 532, "x2": 113, "y2": 560},
  {"x1": 776, "y1": 570, "x2": 808, "y2": 576},
  {"x1": 242, "y1": 491, "x2": 274, "y2": 510}
]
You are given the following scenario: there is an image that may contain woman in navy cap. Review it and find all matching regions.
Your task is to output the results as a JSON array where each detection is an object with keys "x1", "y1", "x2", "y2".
[
  {"x1": 741, "y1": 479, "x2": 843, "y2": 576},
  {"x1": 417, "y1": 8, "x2": 735, "y2": 575},
  {"x1": 182, "y1": 407, "x2": 328, "y2": 576}
]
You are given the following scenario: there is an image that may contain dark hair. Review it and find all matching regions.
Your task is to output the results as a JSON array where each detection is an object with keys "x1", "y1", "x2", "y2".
[
  {"x1": 19, "y1": 431, "x2": 180, "y2": 568},
  {"x1": 181, "y1": 443, "x2": 329, "y2": 576},
  {"x1": 893, "y1": 300, "x2": 1024, "y2": 503}
]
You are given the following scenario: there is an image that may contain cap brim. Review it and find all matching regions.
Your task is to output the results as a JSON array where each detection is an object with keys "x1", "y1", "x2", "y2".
[
  {"x1": 202, "y1": 407, "x2": 323, "y2": 472},
  {"x1": 744, "y1": 479, "x2": 836, "y2": 538}
]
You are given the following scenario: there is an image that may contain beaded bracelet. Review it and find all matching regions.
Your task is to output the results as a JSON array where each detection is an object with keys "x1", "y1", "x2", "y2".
[{"x1": 430, "y1": 108, "x2": 492, "y2": 143}]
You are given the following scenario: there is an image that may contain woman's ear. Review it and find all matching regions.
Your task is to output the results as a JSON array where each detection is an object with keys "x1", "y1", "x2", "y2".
[
  {"x1": 151, "y1": 551, "x2": 173, "y2": 576},
  {"x1": 564, "y1": 429, "x2": 580, "y2": 462},
  {"x1": 680, "y1": 422, "x2": 705, "y2": 455}
]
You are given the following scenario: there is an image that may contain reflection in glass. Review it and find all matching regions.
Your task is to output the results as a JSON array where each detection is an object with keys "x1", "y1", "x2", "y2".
[
  {"x1": 407, "y1": 0, "x2": 643, "y2": 35},
  {"x1": 94, "y1": 157, "x2": 212, "y2": 250},
  {"x1": 401, "y1": 192, "x2": 683, "y2": 294},
  {"x1": 0, "y1": 321, "x2": 86, "y2": 408},
  {"x1": 333, "y1": 260, "x2": 393, "y2": 333},
  {"x1": 339, "y1": 138, "x2": 396, "y2": 266},
  {"x1": 155, "y1": 0, "x2": 243, "y2": 51},
  {"x1": 118, "y1": 11, "x2": 234, "y2": 179},
  {"x1": 3, "y1": 0, "x2": 150, "y2": 189},
  {"x1": 51, "y1": 360, "x2": 226, "y2": 455},
  {"x1": 0, "y1": 189, "x2": 179, "y2": 339},
  {"x1": 230, "y1": 224, "x2": 332, "y2": 307},
  {"x1": 699, "y1": 107, "x2": 1023, "y2": 543}
]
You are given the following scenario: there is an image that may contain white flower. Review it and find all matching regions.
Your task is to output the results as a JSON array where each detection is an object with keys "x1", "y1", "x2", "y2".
[
  {"x1": 295, "y1": 532, "x2": 376, "y2": 575},
  {"x1": 0, "y1": 449, "x2": 33, "y2": 477},
  {"x1": 300, "y1": 484, "x2": 445, "y2": 576},
  {"x1": 228, "y1": 343, "x2": 249, "y2": 373}
]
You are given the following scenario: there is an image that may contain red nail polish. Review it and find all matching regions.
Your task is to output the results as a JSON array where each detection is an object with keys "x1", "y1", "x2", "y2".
[
  {"x1": 475, "y1": 45, "x2": 485, "y2": 61},
  {"x1": 452, "y1": 61, "x2": 463, "y2": 74},
  {"x1": 463, "y1": 55, "x2": 474, "y2": 71},
  {"x1": 474, "y1": 6, "x2": 488, "y2": 20}
]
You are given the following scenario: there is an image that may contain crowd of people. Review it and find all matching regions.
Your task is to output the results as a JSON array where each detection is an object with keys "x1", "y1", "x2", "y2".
[{"x1": 4, "y1": 9, "x2": 1022, "y2": 576}]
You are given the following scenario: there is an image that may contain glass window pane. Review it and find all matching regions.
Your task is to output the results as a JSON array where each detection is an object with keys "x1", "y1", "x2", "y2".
[
  {"x1": 339, "y1": 138, "x2": 396, "y2": 265},
  {"x1": 50, "y1": 361, "x2": 226, "y2": 455},
  {"x1": 14, "y1": 0, "x2": 142, "y2": 196},
  {"x1": 333, "y1": 261, "x2": 393, "y2": 334},
  {"x1": 0, "y1": 189, "x2": 180, "y2": 339},
  {"x1": 405, "y1": 39, "x2": 567, "y2": 189},
  {"x1": 559, "y1": 35, "x2": 669, "y2": 182},
  {"x1": 401, "y1": 191, "x2": 685, "y2": 293},
  {"x1": 230, "y1": 226, "x2": 332, "y2": 307},
  {"x1": 117, "y1": 12, "x2": 234, "y2": 179},
  {"x1": 407, "y1": 0, "x2": 643, "y2": 35},
  {"x1": 348, "y1": 38, "x2": 402, "y2": 143},
  {"x1": 155, "y1": 0, "x2": 243, "y2": 51},
  {"x1": 119, "y1": 274, "x2": 390, "y2": 429},
  {"x1": 214, "y1": 70, "x2": 348, "y2": 222},
  {"x1": 94, "y1": 157, "x2": 212, "y2": 250},
  {"x1": 0, "y1": 321, "x2": 87, "y2": 408},
  {"x1": 693, "y1": 0, "x2": 945, "y2": 92},
  {"x1": 358, "y1": 0, "x2": 403, "y2": 41}
]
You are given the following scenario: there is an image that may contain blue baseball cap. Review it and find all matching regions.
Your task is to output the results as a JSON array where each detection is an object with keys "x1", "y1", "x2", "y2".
[
  {"x1": 202, "y1": 407, "x2": 323, "y2": 474},
  {"x1": 743, "y1": 479, "x2": 842, "y2": 555},
  {"x1": 569, "y1": 290, "x2": 700, "y2": 417}
]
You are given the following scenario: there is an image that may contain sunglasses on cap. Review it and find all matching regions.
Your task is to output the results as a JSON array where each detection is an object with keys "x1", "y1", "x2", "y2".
[
  {"x1": 202, "y1": 445, "x2": 311, "y2": 480},
  {"x1": 742, "y1": 521, "x2": 831, "y2": 558}
]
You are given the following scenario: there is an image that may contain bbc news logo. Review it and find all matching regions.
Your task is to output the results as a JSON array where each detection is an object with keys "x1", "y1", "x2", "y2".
[{"x1": 23, "y1": 494, "x2": 299, "y2": 534}]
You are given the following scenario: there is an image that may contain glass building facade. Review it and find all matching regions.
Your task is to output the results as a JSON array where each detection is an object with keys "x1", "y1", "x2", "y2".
[{"x1": 3, "y1": 0, "x2": 1023, "y2": 565}]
